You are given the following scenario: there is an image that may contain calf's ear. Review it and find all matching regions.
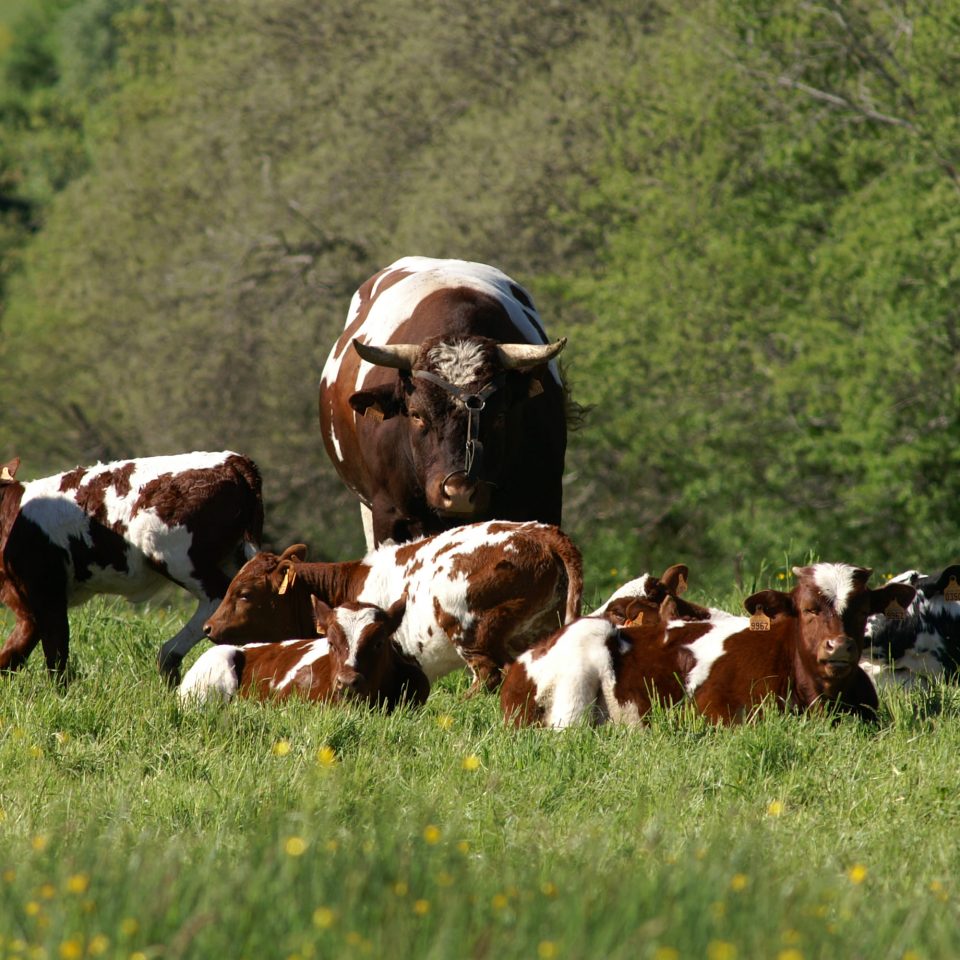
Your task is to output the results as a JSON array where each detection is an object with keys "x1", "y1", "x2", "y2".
[
  {"x1": 744, "y1": 589, "x2": 796, "y2": 619},
  {"x1": 0, "y1": 458, "x2": 20, "y2": 482},
  {"x1": 278, "y1": 543, "x2": 308, "y2": 563},
  {"x1": 869, "y1": 581, "x2": 916, "y2": 614},
  {"x1": 660, "y1": 564, "x2": 689, "y2": 596},
  {"x1": 349, "y1": 385, "x2": 405, "y2": 421},
  {"x1": 603, "y1": 596, "x2": 649, "y2": 626},
  {"x1": 311, "y1": 596, "x2": 333, "y2": 633},
  {"x1": 385, "y1": 597, "x2": 407, "y2": 631}
]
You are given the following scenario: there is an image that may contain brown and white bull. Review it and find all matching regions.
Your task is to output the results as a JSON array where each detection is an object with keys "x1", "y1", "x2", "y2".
[
  {"x1": 178, "y1": 597, "x2": 428, "y2": 710},
  {"x1": 501, "y1": 563, "x2": 916, "y2": 727},
  {"x1": 0, "y1": 452, "x2": 263, "y2": 681},
  {"x1": 204, "y1": 520, "x2": 583, "y2": 693},
  {"x1": 318, "y1": 257, "x2": 569, "y2": 548}
]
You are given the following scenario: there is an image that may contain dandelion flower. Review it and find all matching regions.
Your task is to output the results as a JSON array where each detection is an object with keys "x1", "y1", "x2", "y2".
[
  {"x1": 272, "y1": 739, "x2": 292, "y2": 757},
  {"x1": 730, "y1": 873, "x2": 748, "y2": 892},
  {"x1": 436, "y1": 715, "x2": 454, "y2": 730},
  {"x1": 284, "y1": 836, "x2": 308, "y2": 857},
  {"x1": 538, "y1": 942, "x2": 558, "y2": 959},
  {"x1": 312, "y1": 907, "x2": 335, "y2": 929},
  {"x1": 31, "y1": 834, "x2": 48, "y2": 852},
  {"x1": 119, "y1": 918, "x2": 139, "y2": 937},
  {"x1": 413, "y1": 899, "x2": 430, "y2": 916},
  {"x1": 491, "y1": 893, "x2": 508, "y2": 910},
  {"x1": 778, "y1": 950, "x2": 804, "y2": 960},
  {"x1": 88, "y1": 934, "x2": 110, "y2": 956},
  {"x1": 58, "y1": 940, "x2": 83, "y2": 960},
  {"x1": 540, "y1": 881, "x2": 557, "y2": 897},
  {"x1": 653, "y1": 949, "x2": 679, "y2": 960},
  {"x1": 457, "y1": 841, "x2": 470, "y2": 855},
  {"x1": 461, "y1": 754, "x2": 481, "y2": 771},
  {"x1": 423, "y1": 825, "x2": 441, "y2": 845},
  {"x1": 847, "y1": 865, "x2": 867, "y2": 885},
  {"x1": 767, "y1": 800, "x2": 784, "y2": 817},
  {"x1": 707, "y1": 941, "x2": 737, "y2": 960},
  {"x1": 316, "y1": 745, "x2": 337, "y2": 766},
  {"x1": 66, "y1": 874, "x2": 89, "y2": 894},
  {"x1": 393, "y1": 881, "x2": 408, "y2": 897}
]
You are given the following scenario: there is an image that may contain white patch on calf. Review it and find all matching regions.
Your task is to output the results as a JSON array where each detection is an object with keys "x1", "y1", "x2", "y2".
[
  {"x1": 177, "y1": 645, "x2": 242, "y2": 706},
  {"x1": 276, "y1": 637, "x2": 332, "y2": 690},
  {"x1": 811, "y1": 563, "x2": 859, "y2": 615},
  {"x1": 590, "y1": 574, "x2": 653, "y2": 616},
  {"x1": 520, "y1": 617, "x2": 620, "y2": 728},
  {"x1": 682, "y1": 616, "x2": 748, "y2": 695}
]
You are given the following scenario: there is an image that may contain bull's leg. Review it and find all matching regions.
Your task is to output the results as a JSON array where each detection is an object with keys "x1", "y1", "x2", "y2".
[
  {"x1": 157, "y1": 596, "x2": 220, "y2": 686},
  {"x1": 0, "y1": 616, "x2": 42, "y2": 672}
]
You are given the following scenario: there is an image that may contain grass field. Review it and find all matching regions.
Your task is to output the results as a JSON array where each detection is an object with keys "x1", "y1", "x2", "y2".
[{"x1": 1, "y1": 593, "x2": 959, "y2": 960}]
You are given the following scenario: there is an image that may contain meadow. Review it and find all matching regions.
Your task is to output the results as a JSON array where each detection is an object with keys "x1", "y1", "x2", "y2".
[{"x1": 1, "y1": 586, "x2": 959, "y2": 960}]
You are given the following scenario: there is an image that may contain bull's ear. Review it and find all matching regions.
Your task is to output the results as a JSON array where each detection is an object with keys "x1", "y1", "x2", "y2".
[
  {"x1": 660, "y1": 564, "x2": 689, "y2": 596},
  {"x1": 349, "y1": 385, "x2": 404, "y2": 421},
  {"x1": 744, "y1": 590, "x2": 796, "y2": 619},
  {"x1": 0, "y1": 457, "x2": 20, "y2": 483},
  {"x1": 311, "y1": 596, "x2": 333, "y2": 633},
  {"x1": 870, "y1": 581, "x2": 916, "y2": 614}
]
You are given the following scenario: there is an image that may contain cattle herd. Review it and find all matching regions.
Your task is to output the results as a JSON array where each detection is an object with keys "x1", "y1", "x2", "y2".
[{"x1": 2, "y1": 257, "x2": 960, "y2": 727}]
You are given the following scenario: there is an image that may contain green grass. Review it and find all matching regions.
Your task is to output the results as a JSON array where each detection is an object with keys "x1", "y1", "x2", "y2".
[{"x1": 1, "y1": 597, "x2": 959, "y2": 960}]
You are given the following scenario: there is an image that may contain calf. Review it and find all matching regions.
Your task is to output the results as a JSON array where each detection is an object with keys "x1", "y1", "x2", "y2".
[
  {"x1": 591, "y1": 563, "x2": 717, "y2": 626},
  {"x1": 861, "y1": 566, "x2": 960, "y2": 688},
  {"x1": 0, "y1": 452, "x2": 263, "y2": 681},
  {"x1": 204, "y1": 520, "x2": 583, "y2": 692},
  {"x1": 178, "y1": 597, "x2": 427, "y2": 710},
  {"x1": 502, "y1": 563, "x2": 916, "y2": 727}
]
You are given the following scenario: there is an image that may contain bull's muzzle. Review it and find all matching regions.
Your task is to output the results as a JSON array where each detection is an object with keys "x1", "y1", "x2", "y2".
[{"x1": 439, "y1": 471, "x2": 479, "y2": 515}]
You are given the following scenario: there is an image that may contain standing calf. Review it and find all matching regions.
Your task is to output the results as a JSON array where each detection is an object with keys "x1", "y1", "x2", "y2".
[
  {"x1": 204, "y1": 520, "x2": 582, "y2": 692},
  {"x1": 178, "y1": 597, "x2": 427, "y2": 709},
  {"x1": 0, "y1": 452, "x2": 262, "y2": 681},
  {"x1": 502, "y1": 563, "x2": 915, "y2": 727}
]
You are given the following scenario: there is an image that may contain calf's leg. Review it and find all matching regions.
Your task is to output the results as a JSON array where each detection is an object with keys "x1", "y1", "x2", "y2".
[{"x1": 0, "y1": 616, "x2": 42, "y2": 672}]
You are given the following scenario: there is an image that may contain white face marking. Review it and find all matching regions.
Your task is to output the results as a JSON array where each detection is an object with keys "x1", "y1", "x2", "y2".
[
  {"x1": 318, "y1": 258, "x2": 561, "y2": 394},
  {"x1": 811, "y1": 563, "x2": 859, "y2": 615},
  {"x1": 427, "y1": 340, "x2": 489, "y2": 387},
  {"x1": 334, "y1": 606, "x2": 382, "y2": 668}
]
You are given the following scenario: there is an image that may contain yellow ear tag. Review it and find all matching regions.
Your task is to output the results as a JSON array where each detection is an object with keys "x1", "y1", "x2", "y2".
[
  {"x1": 749, "y1": 608, "x2": 771, "y2": 631},
  {"x1": 0, "y1": 467, "x2": 13, "y2": 482},
  {"x1": 278, "y1": 567, "x2": 296, "y2": 595},
  {"x1": 624, "y1": 611, "x2": 644, "y2": 627},
  {"x1": 883, "y1": 598, "x2": 906, "y2": 621},
  {"x1": 364, "y1": 406, "x2": 384, "y2": 422},
  {"x1": 945, "y1": 577, "x2": 960, "y2": 602},
  {"x1": 676, "y1": 574, "x2": 688, "y2": 596}
]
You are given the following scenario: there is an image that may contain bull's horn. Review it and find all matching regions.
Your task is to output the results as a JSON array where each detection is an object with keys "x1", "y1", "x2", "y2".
[
  {"x1": 352, "y1": 339, "x2": 419, "y2": 370},
  {"x1": 496, "y1": 338, "x2": 567, "y2": 370}
]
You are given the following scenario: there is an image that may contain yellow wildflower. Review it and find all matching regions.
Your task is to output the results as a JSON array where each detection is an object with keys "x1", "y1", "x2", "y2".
[
  {"x1": 316, "y1": 746, "x2": 337, "y2": 766},
  {"x1": 538, "y1": 942, "x2": 558, "y2": 959},
  {"x1": 413, "y1": 899, "x2": 430, "y2": 916},
  {"x1": 312, "y1": 907, "x2": 335, "y2": 929},
  {"x1": 58, "y1": 940, "x2": 82, "y2": 960},
  {"x1": 65, "y1": 874, "x2": 89, "y2": 895},
  {"x1": 707, "y1": 942, "x2": 737, "y2": 960},
  {"x1": 423, "y1": 825, "x2": 441, "y2": 845},
  {"x1": 767, "y1": 800, "x2": 784, "y2": 817},
  {"x1": 284, "y1": 836, "x2": 308, "y2": 857},
  {"x1": 272, "y1": 739, "x2": 292, "y2": 757},
  {"x1": 461, "y1": 754, "x2": 481, "y2": 771},
  {"x1": 730, "y1": 873, "x2": 748, "y2": 892},
  {"x1": 847, "y1": 864, "x2": 868, "y2": 885}
]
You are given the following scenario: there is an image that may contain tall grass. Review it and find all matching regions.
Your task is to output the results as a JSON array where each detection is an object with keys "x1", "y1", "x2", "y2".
[{"x1": 1, "y1": 596, "x2": 959, "y2": 959}]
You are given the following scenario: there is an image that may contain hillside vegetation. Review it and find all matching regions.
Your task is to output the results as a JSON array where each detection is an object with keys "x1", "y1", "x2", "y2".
[{"x1": 2, "y1": 0, "x2": 959, "y2": 592}]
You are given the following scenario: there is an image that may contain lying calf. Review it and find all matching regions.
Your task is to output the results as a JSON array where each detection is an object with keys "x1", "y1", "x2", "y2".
[
  {"x1": 178, "y1": 597, "x2": 427, "y2": 710},
  {"x1": 861, "y1": 565, "x2": 960, "y2": 688},
  {"x1": 203, "y1": 520, "x2": 582, "y2": 692},
  {"x1": 0, "y1": 452, "x2": 262, "y2": 681},
  {"x1": 591, "y1": 563, "x2": 718, "y2": 626},
  {"x1": 502, "y1": 563, "x2": 915, "y2": 727}
]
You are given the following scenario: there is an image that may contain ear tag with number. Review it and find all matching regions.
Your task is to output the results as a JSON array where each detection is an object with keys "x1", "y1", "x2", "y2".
[
  {"x1": 749, "y1": 607, "x2": 771, "y2": 631},
  {"x1": 0, "y1": 467, "x2": 13, "y2": 482},
  {"x1": 624, "y1": 611, "x2": 644, "y2": 627},
  {"x1": 945, "y1": 577, "x2": 960, "y2": 603},
  {"x1": 883, "y1": 598, "x2": 906, "y2": 621}
]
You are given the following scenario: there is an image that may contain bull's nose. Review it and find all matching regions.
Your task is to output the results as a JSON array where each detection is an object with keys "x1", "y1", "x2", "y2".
[{"x1": 440, "y1": 473, "x2": 477, "y2": 512}]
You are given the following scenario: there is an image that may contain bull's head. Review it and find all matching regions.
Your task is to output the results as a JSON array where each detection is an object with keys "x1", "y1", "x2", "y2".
[{"x1": 348, "y1": 334, "x2": 565, "y2": 518}]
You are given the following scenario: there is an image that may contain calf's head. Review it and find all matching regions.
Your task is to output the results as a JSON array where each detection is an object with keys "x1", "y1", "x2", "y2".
[
  {"x1": 203, "y1": 544, "x2": 309, "y2": 644},
  {"x1": 599, "y1": 564, "x2": 711, "y2": 627},
  {"x1": 744, "y1": 563, "x2": 916, "y2": 686},
  {"x1": 313, "y1": 597, "x2": 427, "y2": 708},
  {"x1": 349, "y1": 329, "x2": 565, "y2": 518}
]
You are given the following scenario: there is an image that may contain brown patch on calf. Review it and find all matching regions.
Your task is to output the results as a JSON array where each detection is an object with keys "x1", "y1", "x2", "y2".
[
  {"x1": 500, "y1": 660, "x2": 545, "y2": 727},
  {"x1": 58, "y1": 467, "x2": 87, "y2": 492}
]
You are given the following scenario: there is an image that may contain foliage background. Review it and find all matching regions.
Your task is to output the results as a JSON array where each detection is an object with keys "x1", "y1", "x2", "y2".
[{"x1": 2, "y1": 0, "x2": 959, "y2": 592}]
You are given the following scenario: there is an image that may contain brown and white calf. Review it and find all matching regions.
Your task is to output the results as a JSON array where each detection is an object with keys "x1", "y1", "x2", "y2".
[
  {"x1": 178, "y1": 597, "x2": 428, "y2": 709},
  {"x1": 501, "y1": 563, "x2": 916, "y2": 727},
  {"x1": 203, "y1": 520, "x2": 583, "y2": 692},
  {"x1": 591, "y1": 564, "x2": 717, "y2": 626},
  {"x1": 0, "y1": 452, "x2": 263, "y2": 681}
]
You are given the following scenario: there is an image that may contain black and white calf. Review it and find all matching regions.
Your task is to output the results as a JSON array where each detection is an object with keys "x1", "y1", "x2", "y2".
[
  {"x1": 862, "y1": 566, "x2": 960, "y2": 688},
  {"x1": 0, "y1": 452, "x2": 263, "y2": 680}
]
